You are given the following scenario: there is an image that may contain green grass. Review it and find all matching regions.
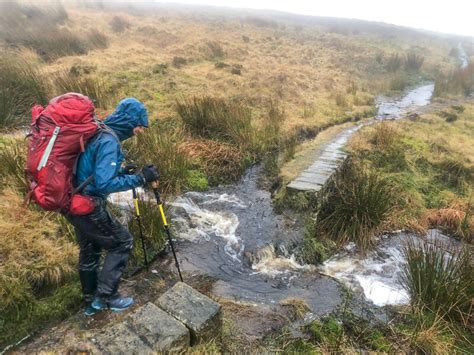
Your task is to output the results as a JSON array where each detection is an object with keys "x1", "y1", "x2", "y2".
[
  {"x1": 434, "y1": 63, "x2": 474, "y2": 97},
  {"x1": 0, "y1": 137, "x2": 27, "y2": 191},
  {"x1": 127, "y1": 195, "x2": 167, "y2": 268},
  {"x1": 309, "y1": 160, "x2": 396, "y2": 253},
  {"x1": 186, "y1": 169, "x2": 209, "y2": 191},
  {"x1": 401, "y1": 238, "x2": 473, "y2": 324},
  {"x1": 127, "y1": 122, "x2": 193, "y2": 194},
  {"x1": 0, "y1": 278, "x2": 81, "y2": 349},
  {"x1": 395, "y1": 310, "x2": 473, "y2": 353},
  {"x1": 347, "y1": 118, "x2": 473, "y2": 235}
]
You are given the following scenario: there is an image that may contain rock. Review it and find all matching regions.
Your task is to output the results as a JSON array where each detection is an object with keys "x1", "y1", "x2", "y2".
[
  {"x1": 287, "y1": 180, "x2": 324, "y2": 192},
  {"x1": 93, "y1": 323, "x2": 153, "y2": 355},
  {"x1": 407, "y1": 112, "x2": 420, "y2": 120},
  {"x1": 156, "y1": 282, "x2": 221, "y2": 344},
  {"x1": 126, "y1": 302, "x2": 190, "y2": 352}
]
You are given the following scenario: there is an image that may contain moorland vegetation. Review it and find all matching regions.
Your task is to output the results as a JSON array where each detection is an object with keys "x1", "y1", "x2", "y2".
[{"x1": 0, "y1": 0, "x2": 472, "y2": 351}]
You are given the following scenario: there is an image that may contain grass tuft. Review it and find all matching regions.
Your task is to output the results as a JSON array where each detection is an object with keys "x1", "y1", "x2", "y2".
[
  {"x1": 385, "y1": 53, "x2": 403, "y2": 72},
  {"x1": 109, "y1": 15, "x2": 130, "y2": 33},
  {"x1": 180, "y1": 138, "x2": 245, "y2": 185},
  {"x1": 127, "y1": 195, "x2": 167, "y2": 268},
  {"x1": 312, "y1": 161, "x2": 396, "y2": 253},
  {"x1": 53, "y1": 70, "x2": 114, "y2": 109},
  {"x1": 0, "y1": 188, "x2": 80, "y2": 347},
  {"x1": 405, "y1": 52, "x2": 424, "y2": 71},
  {"x1": 86, "y1": 29, "x2": 109, "y2": 50},
  {"x1": 0, "y1": 55, "x2": 49, "y2": 127},
  {"x1": 401, "y1": 237, "x2": 473, "y2": 325},
  {"x1": 434, "y1": 63, "x2": 474, "y2": 97},
  {"x1": 176, "y1": 96, "x2": 253, "y2": 146},
  {"x1": 127, "y1": 124, "x2": 193, "y2": 194},
  {"x1": 0, "y1": 136, "x2": 28, "y2": 191}
]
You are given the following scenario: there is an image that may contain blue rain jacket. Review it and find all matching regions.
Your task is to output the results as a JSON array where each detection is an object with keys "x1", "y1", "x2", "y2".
[{"x1": 76, "y1": 98, "x2": 149, "y2": 198}]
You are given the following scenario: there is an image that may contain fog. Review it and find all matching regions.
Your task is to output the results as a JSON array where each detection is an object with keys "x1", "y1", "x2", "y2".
[{"x1": 154, "y1": 0, "x2": 473, "y2": 37}]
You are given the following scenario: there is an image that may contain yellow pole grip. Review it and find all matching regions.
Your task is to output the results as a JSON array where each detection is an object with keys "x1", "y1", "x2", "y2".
[
  {"x1": 159, "y1": 204, "x2": 168, "y2": 226},
  {"x1": 133, "y1": 198, "x2": 140, "y2": 216}
]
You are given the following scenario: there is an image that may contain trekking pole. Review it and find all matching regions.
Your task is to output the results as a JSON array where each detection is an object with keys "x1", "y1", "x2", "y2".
[
  {"x1": 151, "y1": 181, "x2": 184, "y2": 282},
  {"x1": 132, "y1": 187, "x2": 149, "y2": 269}
]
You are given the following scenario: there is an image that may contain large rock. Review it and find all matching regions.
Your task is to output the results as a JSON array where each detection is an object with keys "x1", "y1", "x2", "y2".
[
  {"x1": 92, "y1": 323, "x2": 153, "y2": 355},
  {"x1": 126, "y1": 302, "x2": 190, "y2": 352},
  {"x1": 156, "y1": 282, "x2": 221, "y2": 344}
]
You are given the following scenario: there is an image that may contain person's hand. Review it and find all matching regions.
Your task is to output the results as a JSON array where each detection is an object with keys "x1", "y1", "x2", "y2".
[
  {"x1": 140, "y1": 164, "x2": 160, "y2": 184},
  {"x1": 122, "y1": 163, "x2": 138, "y2": 175}
]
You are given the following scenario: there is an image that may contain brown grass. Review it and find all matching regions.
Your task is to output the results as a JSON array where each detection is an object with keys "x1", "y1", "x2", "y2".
[
  {"x1": 368, "y1": 122, "x2": 401, "y2": 148},
  {"x1": 180, "y1": 138, "x2": 245, "y2": 184},
  {"x1": 424, "y1": 204, "x2": 474, "y2": 243},
  {"x1": 25, "y1": 4, "x2": 455, "y2": 134},
  {"x1": 0, "y1": 188, "x2": 77, "y2": 310},
  {"x1": 399, "y1": 311, "x2": 458, "y2": 354},
  {"x1": 280, "y1": 298, "x2": 310, "y2": 320}
]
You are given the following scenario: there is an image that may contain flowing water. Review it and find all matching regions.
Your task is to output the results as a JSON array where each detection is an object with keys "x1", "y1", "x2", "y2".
[
  {"x1": 458, "y1": 43, "x2": 469, "y2": 69},
  {"x1": 320, "y1": 230, "x2": 460, "y2": 307},
  {"x1": 376, "y1": 83, "x2": 434, "y2": 119},
  {"x1": 111, "y1": 83, "x2": 436, "y2": 313}
]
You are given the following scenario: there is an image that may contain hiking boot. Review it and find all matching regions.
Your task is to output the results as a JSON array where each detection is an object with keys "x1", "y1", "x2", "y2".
[
  {"x1": 91, "y1": 295, "x2": 134, "y2": 312},
  {"x1": 84, "y1": 304, "x2": 101, "y2": 317}
]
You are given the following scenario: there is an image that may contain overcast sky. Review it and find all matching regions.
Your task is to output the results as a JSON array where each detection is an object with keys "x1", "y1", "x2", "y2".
[{"x1": 156, "y1": 0, "x2": 474, "y2": 37}]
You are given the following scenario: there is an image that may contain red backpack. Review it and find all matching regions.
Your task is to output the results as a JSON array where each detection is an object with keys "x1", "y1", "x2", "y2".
[{"x1": 26, "y1": 93, "x2": 99, "y2": 213}]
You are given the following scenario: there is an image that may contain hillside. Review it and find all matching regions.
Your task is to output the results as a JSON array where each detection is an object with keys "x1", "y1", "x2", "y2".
[{"x1": 1, "y1": 1, "x2": 473, "y2": 352}]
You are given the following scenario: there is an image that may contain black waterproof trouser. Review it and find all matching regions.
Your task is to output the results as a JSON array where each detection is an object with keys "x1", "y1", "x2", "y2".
[{"x1": 66, "y1": 198, "x2": 133, "y2": 301}]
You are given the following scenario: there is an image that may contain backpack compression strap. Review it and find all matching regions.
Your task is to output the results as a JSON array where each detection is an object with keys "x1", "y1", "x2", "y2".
[{"x1": 37, "y1": 126, "x2": 60, "y2": 171}]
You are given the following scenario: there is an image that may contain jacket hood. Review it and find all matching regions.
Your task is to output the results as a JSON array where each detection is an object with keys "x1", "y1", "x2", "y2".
[{"x1": 103, "y1": 98, "x2": 148, "y2": 141}]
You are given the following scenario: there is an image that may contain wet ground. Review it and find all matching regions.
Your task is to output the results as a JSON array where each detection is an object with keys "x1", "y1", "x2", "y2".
[
  {"x1": 163, "y1": 83, "x2": 436, "y2": 315},
  {"x1": 6, "y1": 83, "x2": 443, "y2": 353},
  {"x1": 321, "y1": 229, "x2": 461, "y2": 307},
  {"x1": 169, "y1": 167, "x2": 343, "y2": 316}
]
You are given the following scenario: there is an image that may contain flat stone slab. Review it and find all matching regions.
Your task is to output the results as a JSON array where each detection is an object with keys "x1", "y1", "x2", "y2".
[
  {"x1": 126, "y1": 302, "x2": 190, "y2": 352},
  {"x1": 287, "y1": 180, "x2": 324, "y2": 192},
  {"x1": 92, "y1": 323, "x2": 153, "y2": 355},
  {"x1": 308, "y1": 161, "x2": 339, "y2": 169},
  {"x1": 156, "y1": 282, "x2": 221, "y2": 344},
  {"x1": 300, "y1": 172, "x2": 332, "y2": 180},
  {"x1": 293, "y1": 175, "x2": 330, "y2": 186}
]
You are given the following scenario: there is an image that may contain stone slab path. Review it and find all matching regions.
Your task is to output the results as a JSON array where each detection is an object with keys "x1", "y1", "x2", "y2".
[
  {"x1": 88, "y1": 282, "x2": 221, "y2": 354},
  {"x1": 287, "y1": 125, "x2": 361, "y2": 192}
]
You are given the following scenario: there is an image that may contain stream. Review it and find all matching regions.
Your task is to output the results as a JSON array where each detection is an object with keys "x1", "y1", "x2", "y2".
[{"x1": 136, "y1": 83, "x2": 437, "y2": 314}]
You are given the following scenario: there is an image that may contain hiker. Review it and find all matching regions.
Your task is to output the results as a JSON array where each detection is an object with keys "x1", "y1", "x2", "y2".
[{"x1": 65, "y1": 97, "x2": 160, "y2": 315}]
